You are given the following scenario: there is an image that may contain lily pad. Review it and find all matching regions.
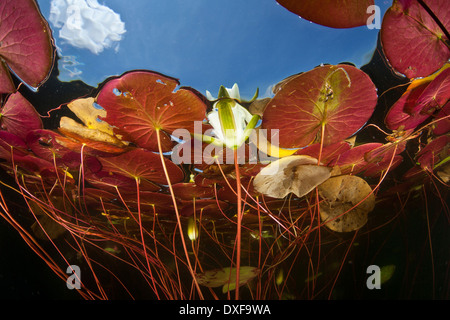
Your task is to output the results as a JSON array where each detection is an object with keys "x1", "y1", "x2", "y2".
[
  {"x1": 96, "y1": 70, "x2": 208, "y2": 152},
  {"x1": 294, "y1": 140, "x2": 351, "y2": 165},
  {"x1": 411, "y1": 66, "x2": 450, "y2": 115},
  {"x1": 171, "y1": 182, "x2": 215, "y2": 200},
  {"x1": 385, "y1": 80, "x2": 432, "y2": 130},
  {"x1": 59, "y1": 116, "x2": 127, "y2": 155},
  {"x1": 119, "y1": 191, "x2": 181, "y2": 216},
  {"x1": 380, "y1": 0, "x2": 450, "y2": 78},
  {"x1": 318, "y1": 175, "x2": 375, "y2": 232},
  {"x1": 26, "y1": 129, "x2": 99, "y2": 169},
  {"x1": 180, "y1": 199, "x2": 229, "y2": 219},
  {"x1": 416, "y1": 135, "x2": 449, "y2": 171},
  {"x1": 0, "y1": 92, "x2": 43, "y2": 140},
  {"x1": 86, "y1": 170, "x2": 160, "y2": 195},
  {"x1": 331, "y1": 142, "x2": 405, "y2": 177},
  {"x1": 65, "y1": 97, "x2": 121, "y2": 137},
  {"x1": 9, "y1": 153, "x2": 66, "y2": 181},
  {"x1": 97, "y1": 148, "x2": 184, "y2": 185},
  {"x1": 0, "y1": 0, "x2": 54, "y2": 93},
  {"x1": 57, "y1": 97, "x2": 128, "y2": 155},
  {"x1": 0, "y1": 131, "x2": 28, "y2": 160},
  {"x1": 433, "y1": 101, "x2": 449, "y2": 135},
  {"x1": 253, "y1": 155, "x2": 332, "y2": 199},
  {"x1": 276, "y1": 0, "x2": 374, "y2": 28},
  {"x1": 262, "y1": 65, "x2": 377, "y2": 148},
  {"x1": 386, "y1": 65, "x2": 450, "y2": 131}
]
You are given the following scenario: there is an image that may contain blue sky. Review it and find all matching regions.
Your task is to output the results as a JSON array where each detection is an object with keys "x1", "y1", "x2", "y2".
[{"x1": 36, "y1": 0, "x2": 392, "y2": 100}]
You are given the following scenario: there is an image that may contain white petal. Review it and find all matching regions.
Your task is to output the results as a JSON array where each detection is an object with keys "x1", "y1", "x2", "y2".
[
  {"x1": 205, "y1": 90, "x2": 215, "y2": 101},
  {"x1": 227, "y1": 83, "x2": 241, "y2": 100},
  {"x1": 234, "y1": 103, "x2": 253, "y2": 124},
  {"x1": 207, "y1": 111, "x2": 224, "y2": 141}
]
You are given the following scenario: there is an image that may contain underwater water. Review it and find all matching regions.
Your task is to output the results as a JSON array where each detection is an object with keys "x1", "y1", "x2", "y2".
[{"x1": 0, "y1": 0, "x2": 448, "y2": 302}]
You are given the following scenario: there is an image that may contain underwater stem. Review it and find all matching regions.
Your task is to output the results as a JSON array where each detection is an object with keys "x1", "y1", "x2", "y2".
[
  {"x1": 234, "y1": 149, "x2": 242, "y2": 300},
  {"x1": 155, "y1": 129, "x2": 203, "y2": 299},
  {"x1": 422, "y1": 185, "x2": 435, "y2": 299},
  {"x1": 135, "y1": 177, "x2": 160, "y2": 299}
]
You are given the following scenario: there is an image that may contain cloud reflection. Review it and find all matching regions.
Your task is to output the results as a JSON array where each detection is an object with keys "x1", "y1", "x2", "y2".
[
  {"x1": 49, "y1": 0, "x2": 126, "y2": 54},
  {"x1": 60, "y1": 54, "x2": 83, "y2": 78}
]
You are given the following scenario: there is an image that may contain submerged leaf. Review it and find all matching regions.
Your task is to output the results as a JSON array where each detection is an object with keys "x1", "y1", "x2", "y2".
[
  {"x1": 0, "y1": 131, "x2": 28, "y2": 160},
  {"x1": 253, "y1": 155, "x2": 332, "y2": 199},
  {"x1": 86, "y1": 170, "x2": 161, "y2": 194},
  {"x1": 416, "y1": 135, "x2": 450, "y2": 171},
  {"x1": 294, "y1": 141, "x2": 351, "y2": 165},
  {"x1": 433, "y1": 102, "x2": 450, "y2": 135},
  {"x1": 196, "y1": 266, "x2": 259, "y2": 293},
  {"x1": 318, "y1": 175, "x2": 375, "y2": 232},
  {"x1": 180, "y1": 199, "x2": 229, "y2": 219},
  {"x1": 436, "y1": 161, "x2": 450, "y2": 183},
  {"x1": 30, "y1": 201, "x2": 67, "y2": 240},
  {"x1": 331, "y1": 142, "x2": 404, "y2": 177},
  {"x1": 380, "y1": 265, "x2": 396, "y2": 285},
  {"x1": 98, "y1": 148, "x2": 184, "y2": 185},
  {"x1": 172, "y1": 182, "x2": 215, "y2": 200},
  {"x1": 31, "y1": 214, "x2": 67, "y2": 240}
]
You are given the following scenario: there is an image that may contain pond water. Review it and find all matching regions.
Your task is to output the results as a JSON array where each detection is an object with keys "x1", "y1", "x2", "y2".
[{"x1": 0, "y1": 0, "x2": 448, "y2": 302}]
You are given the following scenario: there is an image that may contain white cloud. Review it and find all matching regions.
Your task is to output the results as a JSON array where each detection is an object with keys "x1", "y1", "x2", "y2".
[{"x1": 49, "y1": 0, "x2": 126, "y2": 54}]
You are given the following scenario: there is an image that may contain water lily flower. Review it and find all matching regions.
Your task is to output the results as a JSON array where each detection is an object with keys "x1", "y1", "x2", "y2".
[
  {"x1": 206, "y1": 83, "x2": 242, "y2": 101},
  {"x1": 202, "y1": 84, "x2": 260, "y2": 149},
  {"x1": 206, "y1": 83, "x2": 259, "y2": 104}
]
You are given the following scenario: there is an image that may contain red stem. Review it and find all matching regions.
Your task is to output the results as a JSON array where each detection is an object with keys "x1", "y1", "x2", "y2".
[
  {"x1": 234, "y1": 149, "x2": 242, "y2": 300},
  {"x1": 156, "y1": 129, "x2": 203, "y2": 299}
]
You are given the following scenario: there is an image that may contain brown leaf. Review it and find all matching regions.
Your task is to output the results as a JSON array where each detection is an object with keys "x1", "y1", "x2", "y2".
[
  {"x1": 67, "y1": 97, "x2": 113, "y2": 135},
  {"x1": 253, "y1": 155, "x2": 332, "y2": 198},
  {"x1": 196, "y1": 266, "x2": 259, "y2": 293},
  {"x1": 59, "y1": 117, "x2": 125, "y2": 147},
  {"x1": 318, "y1": 175, "x2": 375, "y2": 232}
]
